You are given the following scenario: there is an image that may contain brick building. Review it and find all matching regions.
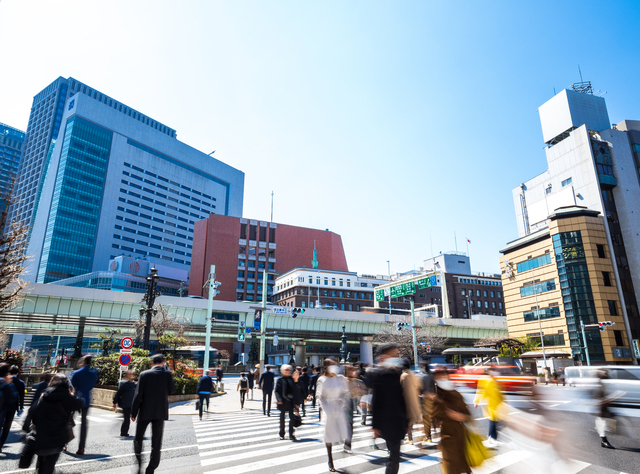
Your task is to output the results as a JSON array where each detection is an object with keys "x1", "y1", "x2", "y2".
[{"x1": 189, "y1": 215, "x2": 349, "y2": 302}]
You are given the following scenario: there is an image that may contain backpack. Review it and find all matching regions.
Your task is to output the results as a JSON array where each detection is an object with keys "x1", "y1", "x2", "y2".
[{"x1": 240, "y1": 378, "x2": 248, "y2": 390}]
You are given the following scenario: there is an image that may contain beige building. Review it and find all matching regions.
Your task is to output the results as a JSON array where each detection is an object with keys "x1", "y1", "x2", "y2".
[{"x1": 500, "y1": 206, "x2": 632, "y2": 364}]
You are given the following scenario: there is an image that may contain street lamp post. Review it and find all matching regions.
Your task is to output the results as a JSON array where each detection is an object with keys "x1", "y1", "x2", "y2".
[
  {"x1": 339, "y1": 325, "x2": 349, "y2": 363},
  {"x1": 141, "y1": 267, "x2": 160, "y2": 351}
]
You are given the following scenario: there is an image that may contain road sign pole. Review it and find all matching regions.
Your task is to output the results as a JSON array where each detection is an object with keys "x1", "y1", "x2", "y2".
[
  {"x1": 581, "y1": 320, "x2": 591, "y2": 366},
  {"x1": 410, "y1": 298, "x2": 418, "y2": 368},
  {"x1": 203, "y1": 265, "x2": 215, "y2": 373}
]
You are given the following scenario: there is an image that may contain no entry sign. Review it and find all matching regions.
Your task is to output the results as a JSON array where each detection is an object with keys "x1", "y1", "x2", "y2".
[
  {"x1": 119, "y1": 353, "x2": 131, "y2": 366},
  {"x1": 121, "y1": 337, "x2": 133, "y2": 350}
]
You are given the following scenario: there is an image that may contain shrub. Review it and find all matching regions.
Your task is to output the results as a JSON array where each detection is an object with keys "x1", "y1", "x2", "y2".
[{"x1": 0, "y1": 349, "x2": 23, "y2": 369}]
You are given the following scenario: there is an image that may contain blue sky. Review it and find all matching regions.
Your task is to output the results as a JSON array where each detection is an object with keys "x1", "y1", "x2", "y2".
[{"x1": 2, "y1": 1, "x2": 640, "y2": 277}]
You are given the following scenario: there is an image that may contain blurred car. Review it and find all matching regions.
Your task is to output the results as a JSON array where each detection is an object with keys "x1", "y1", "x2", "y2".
[
  {"x1": 565, "y1": 366, "x2": 640, "y2": 406},
  {"x1": 450, "y1": 365, "x2": 535, "y2": 393}
]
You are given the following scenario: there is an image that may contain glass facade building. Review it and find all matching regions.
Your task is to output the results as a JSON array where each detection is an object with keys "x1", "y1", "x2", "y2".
[
  {"x1": 0, "y1": 122, "x2": 25, "y2": 210},
  {"x1": 24, "y1": 77, "x2": 244, "y2": 283}
]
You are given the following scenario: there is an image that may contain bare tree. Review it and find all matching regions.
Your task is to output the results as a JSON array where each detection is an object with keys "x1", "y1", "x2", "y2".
[
  {"x1": 133, "y1": 304, "x2": 190, "y2": 347},
  {"x1": 373, "y1": 323, "x2": 449, "y2": 364},
  {"x1": 0, "y1": 179, "x2": 29, "y2": 314}
]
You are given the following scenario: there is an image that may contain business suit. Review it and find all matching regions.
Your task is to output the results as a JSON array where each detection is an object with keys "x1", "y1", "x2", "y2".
[
  {"x1": 298, "y1": 373, "x2": 309, "y2": 416},
  {"x1": 113, "y1": 380, "x2": 136, "y2": 436},
  {"x1": 308, "y1": 373, "x2": 319, "y2": 408},
  {"x1": 275, "y1": 376, "x2": 300, "y2": 439},
  {"x1": 259, "y1": 370, "x2": 275, "y2": 416},
  {"x1": 70, "y1": 365, "x2": 98, "y2": 452},
  {"x1": 131, "y1": 365, "x2": 176, "y2": 474}
]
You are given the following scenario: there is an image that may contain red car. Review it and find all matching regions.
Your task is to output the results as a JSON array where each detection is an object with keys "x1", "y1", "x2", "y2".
[{"x1": 450, "y1": 365, "x2": 535, "y2": 393}]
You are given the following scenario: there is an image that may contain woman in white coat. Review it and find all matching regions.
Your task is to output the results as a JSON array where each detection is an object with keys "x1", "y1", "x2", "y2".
[{"x1": 319, "y1": 358, "x2": 350, "y2": 472}]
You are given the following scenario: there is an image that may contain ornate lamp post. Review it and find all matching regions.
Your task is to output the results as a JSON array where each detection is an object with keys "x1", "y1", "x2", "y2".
[
  {"x1": 339, "y1": 325, "x2": 349, "y2": 363},
  {"x1": 289, "y1": 345, "x2": 296, "y2": 365},
  {"x1": 141, "y1": 267, "x2": 160, "y2": 351}
]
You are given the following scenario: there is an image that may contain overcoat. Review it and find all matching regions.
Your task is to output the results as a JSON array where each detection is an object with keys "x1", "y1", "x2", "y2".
[{"x1": 432, "y1": 387, "x2": 471, "y2": 474}]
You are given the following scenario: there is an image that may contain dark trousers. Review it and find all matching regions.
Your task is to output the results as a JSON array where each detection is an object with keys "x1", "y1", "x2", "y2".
[
  {"x1": 263, "y1": 390, "x2": 273, "y2": 414},
  {"x1": 35, "y1": 452, "x2": 60, "y2": 474},
  {"x1": 198, "y1": 394, "x2": 210, "y2": 418},
  {"x1": 300, "y1": 397, "x2": 306, "y2": 416},
  {"x1": 310, "y1": 389, "x2": 316, "y2": 407},
  {"x1": 384, "y1": 438, "x2": 401, "y2": 474},
  {"x1": 489, "y1": 420, "x2": 498, "y2": 440},
  {"x1": 120, "y1": 407, "x2": 132, "y2": 436},
  {"x1": 0, "y1": 408, "x2": 15, "y2": 447},
  {"x1": 134, "y1": 419, "x2": 164, "y2": 474},
  {"x1": 279, "y1": 405, "x2": 295, "y2": 438},
  {"x1": 78, "y1": 407, "x2": 89, "y2": 450},
  {"x1": 240, "y1": 390, "x2": 246, "y2": 408}
]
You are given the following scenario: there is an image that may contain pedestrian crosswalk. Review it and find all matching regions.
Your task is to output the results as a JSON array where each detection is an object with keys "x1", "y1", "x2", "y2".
[{"x1": 190, "y1": 406, "x2": 596, "y2": 474}]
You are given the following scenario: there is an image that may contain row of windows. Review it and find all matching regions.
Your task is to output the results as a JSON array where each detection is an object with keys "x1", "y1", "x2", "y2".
[
  {"x1": 461, "y1": 289, "x2": 502, "y2": 298},
  {"x1": 113, "y1": 227, "x2": 192, "y2": 252},
  {"x1": 520, "y1": 279, "x2": 556, "y2": 297},
  {"x1": 523, "y1": 306, "x2": 560, "y2": 322},
  {"x1": 278, "y1": 277, "x2": 353, "y2": 291},
  {"x1": 238, "y1": 260, "x2": 274, "y2": 270},
  {"x1": 123, "y1": 162, "x2": 215, "y2": 203},
  {"x1": 111, "y1": 242, "x2": 190, "y2": 266},
  {"x1": 462, "y1": 300, "x2": 503, "y2": 309},
  {"x1": 115, "y1": 208, "x2": 194, "y2": 234},
  {"x1": 531, "y1": 334, "x2": 565, "y2": 347},
  {"x1": 458, "y1": 278, "x2": 502, "y2": 287},
  {"x1": 561, "y1": 177, "x2": 573, "y2": 187},
  {"x1": 516, "y1": 253, "x2": 552, "y2": 273},
  {"x1": 276, "y1": 288, "x2": 373, "y2": 300},
  {"x1": 113, "y1": 234, "x2": 190, "y2": 256},
  {"x1": 119, "y1": 188, "x2": 205, "y2": 221}
]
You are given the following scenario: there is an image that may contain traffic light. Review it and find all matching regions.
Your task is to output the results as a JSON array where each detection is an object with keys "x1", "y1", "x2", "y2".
[
  {"x1": 599, "y1": 321, "x2": 614, "y2": 332},
  {"x1": 213, "y1": 280, "x2": 222, "y2": 297},
  {"x1": 291, "y1": 307, "x2": 305, "y2": 319},
  {"x1": 238, "y1": 321, "x2": 246, "y2": 341},
  {"x1": 395, "y1": 322, "x2": 411, "y2": 331}
]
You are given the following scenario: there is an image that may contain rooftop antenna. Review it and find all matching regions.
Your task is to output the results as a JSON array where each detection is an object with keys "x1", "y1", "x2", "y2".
[
  {"x1": 571, "y1": 65, "x2": 593, "y2": 95},
  {"x1": 579, "y1": 65, "x2": 584, "y2": 83},
  {"x1": 270, "y1": 191, "x2": 274, "y2": 223}
]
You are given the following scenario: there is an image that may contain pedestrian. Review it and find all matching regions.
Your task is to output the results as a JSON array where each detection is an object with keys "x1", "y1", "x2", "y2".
[
  {"x1": 298, "y1": 367, "x2": 310, "y2": 416},
  {"x1": 320, "y1": 359, "x2": 351, "y2": 472},
  {"x1": 237, "y1": 372, "x2": 249, "y2": 409},
  {"x1": 357, "y1": 363, "x2": 371, "y2": 426},
  {"x1": 248, "y1": 368, "x2": 255, "y2": 400},
  {"x1": 112, "y1": 370, "x2": 136, "y2": 437},
  {"x1": 368, "y1": 343, "x2": 407, "y2": 474},
  {"x1": 308, "y1": 366, "x2": 319, "y2": 409},
  {"x1": 432, "y1": 368, "x2": 471, "y2": 474},
  {"x1": 26, "y1": 373, "x2": 84, "y2": 474},
  {"x1": 544, "y1": 366, "x2": 550, "y2": 385},
  {"x1": 594, "y1": 369, "x2": 619, "y2": 449},
  {"x1": 0, "y1": 364, "x2": 15, "y2": 453},
  {"x1": 196, "y1": 370, "x2": 214, "y2": 420},
  {"x1": 473, "y1": 366, "x2": 504, "y2": 446},
  {"x1": 22, "y1": 372, "x2": 52, "y2": 433},
  {"x1": 259, "y1": 365, "x2": 275, "y2": 416},
  {"x1": 275, "y1": 364, "x2": 301, "y2": 441},
  {"x1": 215, "y1": 364, "x2": 224, "y2": 390},
  {"x1": 70, "y1": 355, "x2": 98, "y2": 455},
  {"x1": 400, "y1": 359, "x2": 422, "y2": 445},
  {"x1": 419, "y1": 360, "x2": 436, "y2": 443},
  {"x1": 10, "y1": 366, "x2": 25, "y2": 417},
  {"x1": 345, "y1": 364, "x2": 365, "y2": 448},
  {"x1": 253, "y1": 365, "x2": 260, "y2": 400},
  {"x1": 131, "y1": 354, "x2": 176, "y2": 474}
]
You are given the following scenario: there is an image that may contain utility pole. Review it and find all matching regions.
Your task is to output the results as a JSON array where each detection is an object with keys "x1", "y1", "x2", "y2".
[
  {"x1": 410, "y1": 298, "x2": 418, "y2": 368},
  {"x1": 142, "y1": 267, "x2": 160, "y2": 351},
  {"x1": 259, "y1": 268, "x2": 268, "y2": 375},
  {"x1": 580, "y1": 320, "x2": 591, "y2": 366},
  {"x1": 387, "y1": 260, "x2": 392, "y2": 315},
  {"x1": 203, "y1": 265, "x2": 220, "y2": 372}
]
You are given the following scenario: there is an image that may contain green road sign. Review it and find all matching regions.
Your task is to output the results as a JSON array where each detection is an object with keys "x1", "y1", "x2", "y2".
[{"x1": 375, "y1": 275, "x2": 438, "y2": 301}]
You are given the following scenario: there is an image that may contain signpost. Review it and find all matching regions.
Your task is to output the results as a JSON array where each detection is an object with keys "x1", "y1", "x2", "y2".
[{"x1": 121, "y1": 337, "x2": 133, "y2": 350}]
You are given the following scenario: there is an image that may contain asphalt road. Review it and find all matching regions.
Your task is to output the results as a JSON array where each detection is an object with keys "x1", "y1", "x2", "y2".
[{"x1": 0, "y1": 379, "x2": 637, "y2": 474}]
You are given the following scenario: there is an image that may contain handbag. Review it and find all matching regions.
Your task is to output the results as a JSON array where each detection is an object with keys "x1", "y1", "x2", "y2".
[
  {"x1": 464, "y1": 426, "x2": 491, "y2": 468},
  {"x1": 55, "y1": 402, "x2": 75, "y2": 443},
  {"x1": 292, "y1": 412, "x2": 302, "y2": 428},
  {"x1": 195, "y1": 401, "x2": 200, "y2": 410}
]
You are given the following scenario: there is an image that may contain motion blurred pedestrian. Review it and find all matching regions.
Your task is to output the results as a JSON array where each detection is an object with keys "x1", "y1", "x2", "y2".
[
  {"x1": 216, "y1": 364, "x2": 224, "y2": 388},
  {"x1": 474, "y1": 366, "x2": 504, "y2": 446},
  {"x1": 10, "y1": 366, "x2": 25, "y2": 417},
  {"x1": 368, "y1": 343, "x2": 407, "y2": 474},
  {"x1": 298, "y1": 367, "x2": 310, "y2": 416},
  {"x1": 259, "y1": 365, "x2": 275, "y2": 416},
  {"x1": 0, "y1": 364, "x2": 15, "y2": 453},
  {"x1": 22, "y1": 372, "x2": 52, "y2": 433},
  {"x1": 400, "y1": 359, "x2": 422, "y2": 445},
  {"x1": 275, "y1": 364, "x2": 301, "y2": 441},
  {"x1": 70, "y1": 355, "x2": 98, "y2": 455},
  {"x1": 196, "y1": 370, "x2": 214, "y2": 420},
  {"x1": 131, "y1": 354, "x2": 176, "y2": 474},
  {"x1": 320, "y1": 359, "x2": 350, "y2": 472},
  {"x1": 594, "y1": 369, "x2": 618, "y2": 449},
  {"x1": 0, "y1": 365, "x2": 24, "y2": 450},
  {"x1": 420, "y1": 360, "x2": 436, "y2": 443},
  {"x1": 309, "y1": 366, "x2": 319, "y2": 409},
  {"x1": 253, "y1": 365, "x2": 260, "y2": 400},
  {"x1": 248, "y1": 368, "x2": 255, "y2": 400},
  {"x1": 113, "y1": 370, "x2": 136, "y2": 436},
  {"x1": 432, "y1": 368, "x2": 471, "y2": 474},
  {"x1": 237, "y1": 372, "x2": 249, "y2": 409},
  {"x1": 25, "y1": 373, "x2": 84, "y2": 474}
]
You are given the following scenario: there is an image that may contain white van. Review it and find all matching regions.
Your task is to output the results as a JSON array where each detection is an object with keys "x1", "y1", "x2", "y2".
[{"x1": 565, "y1": 366, "x2": 640, "y2": 405}]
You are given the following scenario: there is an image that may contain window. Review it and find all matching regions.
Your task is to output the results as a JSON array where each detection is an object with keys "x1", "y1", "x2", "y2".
[
  {"x1": 614, "y1": 330, "x2": 624, "y2": 347},
  {"x1": 461, "y1": 289, "x2": 466, "y2": 296},
  {"x1": 531, "y1": 334, "x2": 565, "y2": 347},
  {"x1": 603, "y1": 272, "x2": 612, "y2": 287},
  {"x1": 497, "y1": 292, "x2": 502, "y2": 298},
  {"x1": 324, "y1": 279, "x2": 328, "y2": 286},
  {"x1": 492, "y1": 302, "x2": 496, "y2": 308},
  {"x1": 237, "y1": 271, "x2": 244, "y2": 278},
  {"x1": 545, "y1": 186, "x2": 552, "y2": 195},
  {"x1": 347, "y1": 281, "x2": 351, "y2": 287},
  {"x1": 517, "y1": 254, "x2": 552, "y2": 273},
  {"x1": 237, "y1": 282, "x2": 244, "y2": 289},
  {"x1": 608, "y1": 300, "x2": 618, "y2": 316},
  {"x1": 597, "y1": 244, "x2": 606, "y2": 258},
  {"x1": 523, "y1": 306, "x2": 560, "y2": 322},
  {"x1": 597, "y1": 163, "x2": 614, "y2": 176},
  {"x1": 477, "y1": 301, "x2": 482, "y2": 308},
  {"x1": 499, "y1": 302, "x2": 503, "y2": 309},
  {"x1": 602, "y1": 189, "x2": 614, "y2": 202},
  {"x1": 484, "y1": 301, "x2": 489, "y2": 308},
  {"x1": 332, "y1": 280, "x2": 336, "y2": 286},
  {"x1": 490, "y1": 291, "x2": 494, "y2": 297},
  {"x1": 483, "y1": 290, "x2": 487, "y2": 297},
  {"x1": 348, "y1": 304, "x2": 353, "y2": 311},
  {"x1": 339, "y1": 280, "x2": 343, "y2": 287},
  {"x1": 331, "y1": 291, "x2": 336, "y2": 297},
  {"x1": 561, "y1": 177, "x2": 572, "y2": 187},
  {"x1": 462, "y1": 300, "x2": 467, "y2": 307},
  {"x1": 520, "y1": 279, "x2": 556, "y2": 297},
  {"x1": 341, "y1": 304, "x2": 345, "y2": 310}
]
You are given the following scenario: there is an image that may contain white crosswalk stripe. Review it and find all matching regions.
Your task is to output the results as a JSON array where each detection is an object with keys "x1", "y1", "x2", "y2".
[{"x1": 189, "y1": 406, "x2": 594, "y2": 474}]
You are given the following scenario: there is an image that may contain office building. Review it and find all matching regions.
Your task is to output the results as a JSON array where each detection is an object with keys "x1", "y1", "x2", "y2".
[
  {"x1": 24, "y1": 77, "x2": 244, "y2": 283},
  {"x1": 504, "y1": 83, "x2": 640, "y2": 363},
  {"x1": 273, "y1": 268, "x2": 388, "y2": 310},
  {"x1": 189, "y1": 214, "x2": 348, "y2": 302},
  {"x1": 0, "y1": 122, "x2": 25, "y2": 207}
]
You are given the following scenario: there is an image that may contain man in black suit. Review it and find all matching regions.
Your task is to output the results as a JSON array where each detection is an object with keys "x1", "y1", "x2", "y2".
[
  {"x1": 308, "y1": 367, "x2": 319, "y2": 408},
  {"x1": 131, "y1": 354, "x2": 176, "y2": 474},
  {"x1": 113, "y1": 370, "x2": 136, "y2": 437},
  {"x1": 258, "y1": 365, "x2": 275, "y2": 416},
  {"x1": 22, "y1": 372, "x2": 52, "y2": 432},
  {"x1": 298, "y1": 367, "x2": 310, "y2": 416},
  {"x1": 275, "y1": 364, "x2": 301, "y2": 441}
]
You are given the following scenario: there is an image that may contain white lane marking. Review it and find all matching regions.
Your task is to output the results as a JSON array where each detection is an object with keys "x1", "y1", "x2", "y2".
[
  {"x1": 471, "y1": 450, "x2": 535, "y2": 474},
  {"x1": 86, "y1": 415, "x2": 111, "y2": 423}
]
